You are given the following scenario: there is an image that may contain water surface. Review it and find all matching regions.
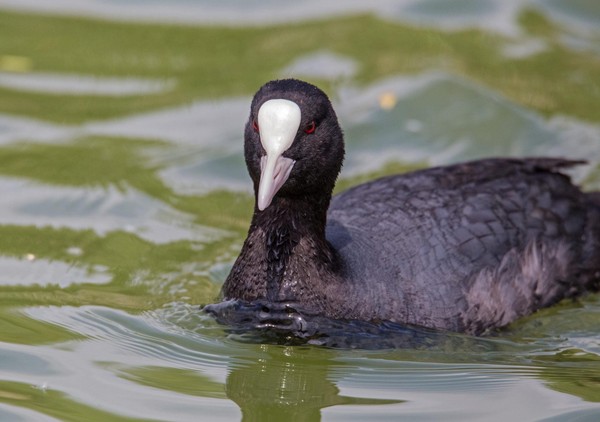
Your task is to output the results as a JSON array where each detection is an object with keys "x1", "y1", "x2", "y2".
[{"x1": 0, "y1": 1, "x2": 599, "y2": 421}]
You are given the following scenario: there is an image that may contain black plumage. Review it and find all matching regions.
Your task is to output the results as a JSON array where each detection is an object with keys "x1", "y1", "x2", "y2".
[{"x1": 221, "y1": 79, "x2": 600, "y2": 335}]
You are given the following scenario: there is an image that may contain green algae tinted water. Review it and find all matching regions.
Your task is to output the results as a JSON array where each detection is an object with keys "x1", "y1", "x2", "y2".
[{"x1": 0, "y1": 1, "x2": 599, "y2": 420}]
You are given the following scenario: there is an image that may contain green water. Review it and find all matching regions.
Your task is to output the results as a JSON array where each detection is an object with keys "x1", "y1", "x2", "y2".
[{"x1": 0, "y1": 2, "x2": 599, "y2": 420}]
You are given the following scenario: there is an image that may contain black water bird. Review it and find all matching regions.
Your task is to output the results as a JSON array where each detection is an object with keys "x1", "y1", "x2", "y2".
[{"x1": 220, "y1": 78, "x2": 600, "y2": 335}]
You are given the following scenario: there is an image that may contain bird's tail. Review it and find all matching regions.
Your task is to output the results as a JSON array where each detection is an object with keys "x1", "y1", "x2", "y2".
[
  {"x1": 583, "y1": 192, "x2": 600, "y2": 291},
  {"x1": 588, "y1": 192, "x2": 600, "y2": 209}
]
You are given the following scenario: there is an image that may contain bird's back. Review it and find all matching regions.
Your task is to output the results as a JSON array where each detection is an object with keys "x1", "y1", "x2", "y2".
[{"x1": 326, "y1": 158, "x2": 600, "y2": 334}]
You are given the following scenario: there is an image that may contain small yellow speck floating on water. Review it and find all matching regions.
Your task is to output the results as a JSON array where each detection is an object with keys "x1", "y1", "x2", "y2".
[
  {"x1": 0, "y1": 55, "x2": 33, "y2": 72},
  {"x1": 378, "y1": 92, "x2": 397, "y2": 110}
]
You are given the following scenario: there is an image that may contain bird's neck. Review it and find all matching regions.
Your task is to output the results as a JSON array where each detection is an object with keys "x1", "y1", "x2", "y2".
[{"x1": 223, "y1": 194, "x2": 342, "y2": 305}]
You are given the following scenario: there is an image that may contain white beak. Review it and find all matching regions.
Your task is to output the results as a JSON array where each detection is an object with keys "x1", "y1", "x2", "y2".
[{"x1": 256, "y1": 99, "x2": 301, "y2": 210}]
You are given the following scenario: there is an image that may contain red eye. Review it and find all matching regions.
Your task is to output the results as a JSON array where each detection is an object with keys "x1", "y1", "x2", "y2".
[
  {"x1": 252, "y1": 120, "x2": 259, "y2": 132},
  {"x1": 304, "y1": 121, "x2": 316, "y2": 134}
]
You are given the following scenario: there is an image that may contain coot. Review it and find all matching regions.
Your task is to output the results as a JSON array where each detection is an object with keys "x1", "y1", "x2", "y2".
[{"x1": 221, "y1": 79, "x2": 600, "y2": 335}]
